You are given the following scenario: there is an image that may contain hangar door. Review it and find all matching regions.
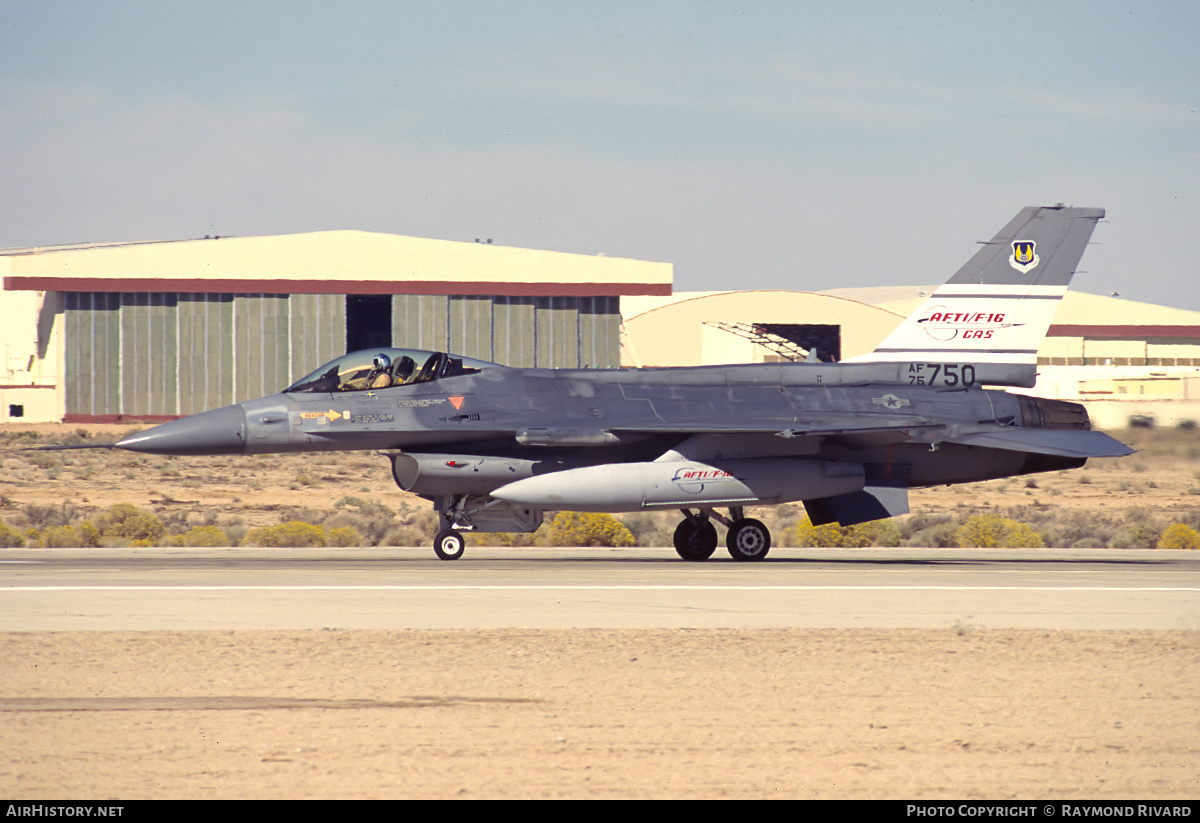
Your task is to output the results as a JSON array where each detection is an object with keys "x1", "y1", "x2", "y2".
[
  {"x1": 64, "y1": 292, "x2": 345, "y2": 418},
  {"x1": 62, "y1": 292, "x2": 619, "y2": 419},
  {"x1": 391, "y1": 294, "x2": 619, "y2": 369}
]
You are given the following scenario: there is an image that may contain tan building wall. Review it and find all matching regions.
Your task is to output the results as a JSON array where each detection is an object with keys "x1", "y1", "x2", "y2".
[
  {"x1": 0, "y1": 261, "x2": 63, "y2": 422},
  {"x1": 621, "y1": 290, "x2": 903, "y2": 367}
]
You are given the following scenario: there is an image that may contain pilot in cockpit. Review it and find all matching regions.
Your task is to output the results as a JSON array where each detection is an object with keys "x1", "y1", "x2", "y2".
[
  {"x1": 339, "y1": 353, "x2": 392, "y2": 391},
  {"x1": 287, "y1": 348, "x2": 490, "y2": 395},
  {"x1": 368, "y1": 354, "x2": 394, "y2": 389}
]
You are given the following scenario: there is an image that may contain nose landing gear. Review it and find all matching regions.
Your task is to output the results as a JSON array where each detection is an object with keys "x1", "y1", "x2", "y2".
[{"x1": 433, "y1": 529, "x2": 466, "y2": 560}]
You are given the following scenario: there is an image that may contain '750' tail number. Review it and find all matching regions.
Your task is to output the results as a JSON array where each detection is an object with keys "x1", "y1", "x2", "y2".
[{"x1": 907, "y1": 363, "x2": 977, "y2": 387}]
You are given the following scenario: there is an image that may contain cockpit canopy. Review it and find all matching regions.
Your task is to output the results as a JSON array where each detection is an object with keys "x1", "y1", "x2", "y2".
[{"x1": 285, "y1": 348, "x2": 497, "y2": 394}]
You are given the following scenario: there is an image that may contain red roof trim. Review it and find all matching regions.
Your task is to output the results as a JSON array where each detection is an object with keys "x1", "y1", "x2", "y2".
[
  {"x1": 62, "y1": 413, "x2": 180, "y2": 424},
  {"x1": 1049, "y1": 324, "x2": 1200, "y2": 339}
]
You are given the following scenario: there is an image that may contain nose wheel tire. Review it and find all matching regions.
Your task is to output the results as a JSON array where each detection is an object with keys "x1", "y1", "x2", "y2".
[
  {"x1": 673, "y1": 519, "x2": 718, "y2": 561},
  {"x1": 726, "y1": 518, "x2": 770, "y2": 561},
  {"x1": 433, "y1": 530, "x2": 466, "y2": 561}
]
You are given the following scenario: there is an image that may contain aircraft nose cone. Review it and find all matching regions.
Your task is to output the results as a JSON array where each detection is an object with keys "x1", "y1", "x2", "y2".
[{"x1": 116, "y1": 404, "x2": 248, "y2": 456}]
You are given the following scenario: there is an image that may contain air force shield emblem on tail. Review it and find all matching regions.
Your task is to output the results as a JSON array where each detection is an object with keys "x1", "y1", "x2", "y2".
[{"x1": 1009, "y1": 240, "x2": 1039, "y2": 273}]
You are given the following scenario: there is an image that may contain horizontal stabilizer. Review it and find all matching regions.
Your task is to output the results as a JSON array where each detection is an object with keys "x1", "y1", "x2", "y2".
[{"x1": 944, "y1": 428, "x2": 1133, "y2": 458}]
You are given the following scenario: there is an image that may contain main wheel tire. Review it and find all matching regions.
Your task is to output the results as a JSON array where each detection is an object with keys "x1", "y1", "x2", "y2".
[
  {"x1": 433, "y1": 530, "x2": 466, "y2": 561},
  {"x1": 726, "y1": 518, "x2": 771, "y2": 561},
  {"x1": 673, "y1": 519, "x2": 718, "y2": 561}
]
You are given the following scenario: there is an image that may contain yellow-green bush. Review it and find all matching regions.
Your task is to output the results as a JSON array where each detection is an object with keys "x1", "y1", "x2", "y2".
[
  {"x1": 795, "y1": 517, "x2": 903, "y2": 548},
  {"x1": 101, "y1": 503, "x2": 165, "y2": 544},
  {"x1": 1158, "y1": 522, "x2": 1200, "y2": 549},
  {"x1": 546, "y1": 512, "x2": 636, "y2": 547},
  {"x1": 954, "y1": 513, "x2": 1044, "y2": 548},
  {"x1": 38, "y1": 522, "x2": 102, "y2": 548},
  {"x1": 240, "y1": 520, "x2": 327, "y2": 548},
  {"x1": 326, "y1": 525, "x2": 363, "y2": 547},
  {"x1": 182, "y1": 525, "x2": 230, "y2": 547},
  {"x1": 0, "y1": 521, "x2": 25, "y2": 548}
]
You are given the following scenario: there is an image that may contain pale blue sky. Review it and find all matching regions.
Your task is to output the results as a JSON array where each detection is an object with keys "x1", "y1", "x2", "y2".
[{"x1": 3, "y1": 1, "x2": 1198, "y2": 308}]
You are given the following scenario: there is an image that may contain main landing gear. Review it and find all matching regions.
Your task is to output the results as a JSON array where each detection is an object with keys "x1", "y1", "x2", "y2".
[{"x1": 673, "y1": 508, "x2": 771, "y2": 562}]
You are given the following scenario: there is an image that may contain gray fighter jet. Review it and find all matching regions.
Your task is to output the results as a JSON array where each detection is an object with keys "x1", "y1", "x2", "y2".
[{"x1": 116, "y1": 205, "x2": 1132, "y2": 560}]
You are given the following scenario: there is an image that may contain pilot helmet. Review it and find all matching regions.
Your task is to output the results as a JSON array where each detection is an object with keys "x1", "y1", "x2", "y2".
[{"x1": 372, "y1": 353, "x2": 392, "y2": 371}]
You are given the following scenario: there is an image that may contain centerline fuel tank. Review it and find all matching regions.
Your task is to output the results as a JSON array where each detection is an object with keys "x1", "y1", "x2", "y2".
[{"x1": 490, "y1": 458, "x2": 865, "y2": 512}]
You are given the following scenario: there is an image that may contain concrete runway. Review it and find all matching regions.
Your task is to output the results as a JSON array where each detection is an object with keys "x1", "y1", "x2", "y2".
[{"x1": 3, "y1": 546, "x2": 1198, "y2": 631}]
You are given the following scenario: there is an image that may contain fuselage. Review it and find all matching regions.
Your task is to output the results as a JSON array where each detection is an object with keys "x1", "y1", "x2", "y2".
[{"x1": 117, "y1": 357, "x2": 1088, "y2": 495}]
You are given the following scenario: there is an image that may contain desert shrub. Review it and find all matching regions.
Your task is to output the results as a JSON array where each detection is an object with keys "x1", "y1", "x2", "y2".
[
  {"x1": 618, "y1": 513, "x2": 665, "y2": 547},
  {"x1": 795, "y1": 517, "x2": 903, "y2": 548},
  {"x1": 377, "y1": 502, "x2": 439, "y2": 546},
  {"x1": 546, "y1": 512, "x2": 635, "y2": 547},
  {"x1": 156, "y1": 509, "x2": 192, "y2": 536},
  {"x1": 22, "y1": 501, "x2": 84, "y2": 531},
  {"x1": 898, "y1": 513, "x2": 961, "y2": 547},
  {"x1": 1113, "y1": 510, "x2": 1166, "y2": 548},
  {"x1": 181, "y1": 525, "x2": 230, "y2": 547},
  {"x1": 1035, "y1": 508, "x2": 1118, "y2": 548},
  {"x1": 1169, "y1": 508, "x2": 1200, "y2": 533},
  {"x1": 845, "y1": 519, "x2": 902, "y2": 547},
  {"x1": 100, "y1": 503, "x2": 165, "y2": 544},
  {"x1": 26, "y1": 451, "x2": 58, "y2": 470},
  {"x1": 37, "y1": 523, "x2": 100, "y2": 548},
  {"x1": 764, "y1": 504, "x2": 808, "y2": 548},
  {"x1": 1158, "y1": 522, "x2": 1200, "y2": 550},
  {"x1": 279, "y1": 505, "x2": 330, "y2": 526},
  {"x1": 380, "y1": 522, "x2": 434, "y2": 547},
  {"x1": 472, "y1": 530, "x2": 540, "y2": 547},
  {"x1": 223, "y1": 517, "x2": 249, "y2": 547},
  {"x1": 326, "y1": 525, "x2": 363, "y2": 547},
  {"x1": 954, "y1": 513, "x2": 1044, "y2": 548},
  {"x1": 328, "y1": 496, "x2": 401, "y2": 545},
  {"x1": 0, "y1": 521, "x2": 25, "y2": 548},
  {"x1": 795, "y1": 518, "x2": 849, "y2": 547},
  {"x1": 37, "y1": 525, "x2": 81, "y2": 548},
  {"x1": 241, "y1": 520, "x2": 327, "y2": 548}
]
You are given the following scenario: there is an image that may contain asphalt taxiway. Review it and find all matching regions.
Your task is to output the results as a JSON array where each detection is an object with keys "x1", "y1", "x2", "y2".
[{"x1": 2, "y1": 546, "x2": 1198, "y2": 631}]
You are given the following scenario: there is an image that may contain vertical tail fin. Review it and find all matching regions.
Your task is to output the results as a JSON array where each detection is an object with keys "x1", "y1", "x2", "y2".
[{"x1": 846, "y1": 205, "x2": 1104, "y2": 387}]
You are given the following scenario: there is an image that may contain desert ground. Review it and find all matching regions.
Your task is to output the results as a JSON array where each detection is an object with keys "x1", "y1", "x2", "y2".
[
  {"x1": 1, "y1": 423, "x2": 1198, "y2": 799},
  {"x1": 2, "y1": 629, "x2": 1197, "y2": 800}
]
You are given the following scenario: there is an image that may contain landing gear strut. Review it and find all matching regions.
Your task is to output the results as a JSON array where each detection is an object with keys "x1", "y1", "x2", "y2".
[{"x1": 673, "y1": 508, "x2": 771, "y2": 562}]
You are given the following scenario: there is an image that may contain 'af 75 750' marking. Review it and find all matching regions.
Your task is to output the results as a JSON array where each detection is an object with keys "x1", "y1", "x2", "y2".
[{"x1": 908, "y1": 363, "x2": 977, "y2": 387}]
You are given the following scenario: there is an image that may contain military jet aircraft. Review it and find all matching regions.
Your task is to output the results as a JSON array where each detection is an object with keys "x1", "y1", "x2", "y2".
[{"x1": 115, "y1": 205, "x2": 1132, "y2": 560}]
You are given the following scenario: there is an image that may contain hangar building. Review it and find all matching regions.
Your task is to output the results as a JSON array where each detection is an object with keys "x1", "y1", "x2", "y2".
[{"x1": 0, "y1": 232, "x2": 671, "y2": 422}]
